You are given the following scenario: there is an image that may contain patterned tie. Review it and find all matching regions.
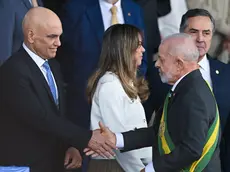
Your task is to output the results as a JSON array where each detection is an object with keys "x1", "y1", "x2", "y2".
[
  {"x1": 43, "y1": 61, "x2": 58, "y2": 105},
  {"x1": 31, "y1": 0, "x2": 38, "y2": 7},
  {"x1": 110, "y1": 5, "x2": 118, "y2": 25}
]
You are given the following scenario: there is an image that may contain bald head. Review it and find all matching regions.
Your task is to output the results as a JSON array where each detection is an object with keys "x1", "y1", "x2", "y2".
[
  {"x1": 22, "y1": 7, "x2": 62, "y2": 59},
  {"x1": 161, "y1": 33, "x2": 199, "y2": 62},
  {"x1": 23, "y1": 7, "x2": 61, "y2": 35},
  {"x1": 155, "y1": 33, "x2": 199, "y2": 85}
]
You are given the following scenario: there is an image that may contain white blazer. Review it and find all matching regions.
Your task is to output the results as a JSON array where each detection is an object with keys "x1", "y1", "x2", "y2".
[{"x1": 90, "y1": 72, "x2": 152, "y2": 172}]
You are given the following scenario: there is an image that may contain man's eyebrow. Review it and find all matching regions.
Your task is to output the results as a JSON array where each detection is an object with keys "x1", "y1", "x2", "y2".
[
  {"x1": 189, "y1": 28, "x2": 211, "y2": 32},
  {"x1": 46, "y1": 34, "x2": 58, "y2": 37},
  {"x1": 189, "y1": 28, "x2": 199, "y2": 32}
]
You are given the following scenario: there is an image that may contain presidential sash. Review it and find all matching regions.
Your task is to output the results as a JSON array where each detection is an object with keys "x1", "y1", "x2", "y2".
[{"x1": 158, "y1": 83, "x2": 220, "y2": 172}]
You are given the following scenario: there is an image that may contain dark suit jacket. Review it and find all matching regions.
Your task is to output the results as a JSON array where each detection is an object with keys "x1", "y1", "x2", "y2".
[
  {"x1": 0, "y1": 48, "x2": 92, "y2": 172},
  {"x1": 122, "y1": 70, "x2": 221, "y2": 172},
  {"x1": 59, "y1": 0, "x2": 147, "y2": 128},
  {"x1": 0, "y1": 0, "x2": 43, "y2": 65},
  {"x1": 42, "y1": 0, "x2": 67, "y2": 14}
]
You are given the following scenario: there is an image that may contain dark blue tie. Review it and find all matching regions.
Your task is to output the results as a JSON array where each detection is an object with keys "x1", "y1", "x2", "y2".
[{"x1": 43, "y1": 61, "x2": 58, "y2": 105}]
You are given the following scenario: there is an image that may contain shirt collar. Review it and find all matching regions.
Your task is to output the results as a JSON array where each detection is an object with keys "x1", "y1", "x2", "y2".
[
  {"x1": 198, "y1": 54, "x2": 208, "y2": 71},
  {"x1": 171, "y1": 72, "x2": 190, "y2": 92},
  {"x1": 99, "y1": 0, "x2": 121, "y2": 11},
  {"x1": 23, "y1": 43, "x2": 46, "y2": 68}
]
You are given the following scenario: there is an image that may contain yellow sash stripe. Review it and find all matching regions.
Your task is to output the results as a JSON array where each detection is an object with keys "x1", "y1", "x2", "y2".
[
  {"x1": 189, "y1": 114, "x2": 220, "y2": 171},
  {"x1": 160, "y1": 109, "x2": 171, "y2": 154}
]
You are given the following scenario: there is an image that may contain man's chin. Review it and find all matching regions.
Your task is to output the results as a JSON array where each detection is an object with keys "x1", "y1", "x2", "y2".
[
  {"x1": 198, "y1": 49, "x2": 206, "y2": 57},
  {"x1": 160, "y1": 76, "x2": 168, "y2": 84}
]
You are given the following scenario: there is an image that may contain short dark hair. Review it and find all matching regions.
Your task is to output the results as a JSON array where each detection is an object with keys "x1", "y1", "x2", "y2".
[{"x1": 179, "y1": 8, "x2": 215, "y2": 33}]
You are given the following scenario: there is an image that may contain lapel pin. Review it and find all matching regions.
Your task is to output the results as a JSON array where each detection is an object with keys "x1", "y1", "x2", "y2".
[
  {"x1": 215, "y1": 70, "x2": 219, "y2": 75},
  {"x1": 128, "y1": 12, "x2": 131, "y2": 16}
]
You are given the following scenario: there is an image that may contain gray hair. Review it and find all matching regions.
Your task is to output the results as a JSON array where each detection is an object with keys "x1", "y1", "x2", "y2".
[
  {"x1": 162, "y1": 33, "x2": 199, "y2": 61},
  {"x1": 179, "y1": 8, "x2": 215, "y2": 33}
]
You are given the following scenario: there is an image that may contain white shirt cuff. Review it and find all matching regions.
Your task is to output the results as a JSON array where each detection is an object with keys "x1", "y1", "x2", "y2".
[
  {"x1": 115, "y1": 133, "x2": 124, "y2": 148},
  {"x1": 145, "y1": 162, "x2": 155, "y2": 172}
]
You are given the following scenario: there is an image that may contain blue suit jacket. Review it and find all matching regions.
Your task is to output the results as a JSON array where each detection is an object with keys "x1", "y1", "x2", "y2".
[
  {"x1": 0, "y1": 0, "x2": 43, "y2": 66},
  {"x1": 59, "y1": 0, "x2": 147, "y2": 128},
  {"x1": 146, "y1": 57, "x2": 230, "y2": 172}
]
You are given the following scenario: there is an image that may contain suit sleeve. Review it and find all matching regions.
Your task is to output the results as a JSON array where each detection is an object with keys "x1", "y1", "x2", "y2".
[
  {"x1": 0, "y1": 63, "x2": 92, "y2": 151},
  {"x1": 153, "y1": 90, "x2": 212, "y2": 172},
  {"x1": 122, "y1": 127, "x2": 154, "y2": 151},
  {"x1": 92, "y1": 81, "x2": 146, "y2": 171},
  {"x1": 0, "y1": 0, "x2": 14, "y2": 65}
]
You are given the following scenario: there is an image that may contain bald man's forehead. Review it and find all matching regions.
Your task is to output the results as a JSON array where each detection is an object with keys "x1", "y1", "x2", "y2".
[{"x1": 24, "y1": 7, "x2": 61, "y2": 28}]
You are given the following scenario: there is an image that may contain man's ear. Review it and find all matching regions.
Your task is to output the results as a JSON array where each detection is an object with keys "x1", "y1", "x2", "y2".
[
  {"x1": 28, "y1": 29, "x2": 35, "y2": 44},
  {"x1": 176, "y1": 57, "x2": 184, "y2": 71}
]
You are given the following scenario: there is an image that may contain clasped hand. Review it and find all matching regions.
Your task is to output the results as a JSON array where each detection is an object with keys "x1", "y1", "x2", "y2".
[{"x1": 84, "y1": 122, "x2": 117, "y2": 158}]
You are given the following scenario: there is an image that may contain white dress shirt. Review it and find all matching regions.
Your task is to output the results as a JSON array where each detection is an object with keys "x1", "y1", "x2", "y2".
[
  {"x1": 90, "y1": 72, "x2": 152, "y2": 172},
  {"x1": 198, "y1": 55, "x2": 213, "y2": 88},
  {"x1": 23, "y1": 43, "x2": 58, "y2": 99},
  {"x1": 99, "y1": 0, "x2": 125, "y2": 31}
]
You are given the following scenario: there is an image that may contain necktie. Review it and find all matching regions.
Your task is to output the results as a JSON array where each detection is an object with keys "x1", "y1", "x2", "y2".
[
  {"x1": 43, "y1": 61, "x2": 58, "y2": 105},
  {"x1": 110, "y1": 5, "x2": 118, "y2": 25},
  {"x1": 31, "y1": 0, "x2": 38, "y2": 7}
]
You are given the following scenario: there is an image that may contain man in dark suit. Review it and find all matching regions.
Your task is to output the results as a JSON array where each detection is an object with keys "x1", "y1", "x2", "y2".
[
  {"x1": 89, "y1": 33, "x2": 221, "y2": 171},
  {"x1": 0, "y1": 7, "x2": 115, "y2": 172},
  {"x1": 0, "y1": 0, "x2": 43, "y2": 66},
  {"x1": 145, "y1": 9, "x2": 230, "y2": 171},
  {"x1": 59, "y1": 0, "x2": 147, "y2": 130}
]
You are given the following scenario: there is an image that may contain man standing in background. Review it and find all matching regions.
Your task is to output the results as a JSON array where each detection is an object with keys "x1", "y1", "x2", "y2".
[{"x1": 0, "y1": 0, "x2": 43, "y2": 66}]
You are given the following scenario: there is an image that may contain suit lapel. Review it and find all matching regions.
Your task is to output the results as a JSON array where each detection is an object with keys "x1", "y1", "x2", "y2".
[
  {"x1": 209, "y1": 58, "x2": 221, "y2": 96},
  {"x1": 122, "y1": 0, "x2": 135, "y2": 25},
  {"x1": 22, "y1": 0, "x2": 32, "y2": 9},
  {"x1": 23, "y1": 50, "x2": 59, "y2": 111},
  {"x1": 86, "y1": 3, "x2": 104, "y2": 44}
]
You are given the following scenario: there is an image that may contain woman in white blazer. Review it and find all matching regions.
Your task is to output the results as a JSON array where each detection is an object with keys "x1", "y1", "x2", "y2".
[{"x1": 86, "y1": 24, "x2": 152, "y2": 172}]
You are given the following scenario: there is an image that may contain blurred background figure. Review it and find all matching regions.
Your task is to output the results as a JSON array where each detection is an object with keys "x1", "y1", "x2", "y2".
[{"x1": 0, "y1": 0, "x2": 43, "y2": 66}]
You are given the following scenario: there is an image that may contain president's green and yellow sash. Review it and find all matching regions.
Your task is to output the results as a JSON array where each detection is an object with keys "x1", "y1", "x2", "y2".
[{"x1": 158, "y1": 83, "x2": 220, "y2": 172}]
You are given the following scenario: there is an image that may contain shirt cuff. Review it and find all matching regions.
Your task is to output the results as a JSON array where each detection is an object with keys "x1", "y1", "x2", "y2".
[
  {"x1": 145, "y1": 162, "x2": 155, "y2": 172},
  {"x1": 115, "y1": 133, "x2": 124, "y2": 148}
]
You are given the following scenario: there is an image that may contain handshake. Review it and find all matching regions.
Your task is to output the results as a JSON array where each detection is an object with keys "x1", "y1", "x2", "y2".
[{"x1": 84, "y1": 122, "x2": 118, "y2": 158}]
